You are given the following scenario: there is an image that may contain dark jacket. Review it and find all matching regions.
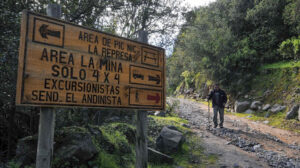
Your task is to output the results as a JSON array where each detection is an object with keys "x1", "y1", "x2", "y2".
[{"x1": 208, "y1": 89, "x2": 227, "y2": 108}]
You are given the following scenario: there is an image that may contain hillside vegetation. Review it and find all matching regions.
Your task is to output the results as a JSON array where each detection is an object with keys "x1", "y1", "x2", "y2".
[
  {"x1": 168, "y1": 0, "x2": 300, "y2": 96},
  {"x1": 167, "y1": 0, "x2": 300, "y2": 131}
]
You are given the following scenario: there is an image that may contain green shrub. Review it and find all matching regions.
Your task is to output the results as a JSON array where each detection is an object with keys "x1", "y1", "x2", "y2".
[{"x1": 279, "y1": 36, "x2": 300, "y2": 60}]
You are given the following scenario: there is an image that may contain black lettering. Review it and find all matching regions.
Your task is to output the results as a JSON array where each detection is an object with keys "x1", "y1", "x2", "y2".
[
  {"x1": 79, "y1": 31, "x2": 83, "y2": 40},
  {"x1": 95, "y1": 35, "x2": 98, "y2": 44},
  {"x1": 44, "y1": 78, "x2": 50, "y2": 89},
  {"x1": 81, "y1": 55, "x2": 87, "y2": 67},
  {"x1": 114, "y1": 74, "x2": 120, "y2": 84},
  {"x1": 61, "y1": 66, "x2": 69, "y2": 78},
  {"x1": 116, "y1": 86, "x2": 120, "y2": 95},
  {"x1": 84, "y1": 32, "x2": 88, "y2": 42},
  {"x1": 52, "y1": 65, "x2": 60, "y2": 77},
  {"x1": 50, "y1": 49, "x2": 58, "y2": 62},
  {"x1": 68, "y1": 54, "x2": 74, "y2": 65},
  {"x1": 39, "y1": 90, "x2": 45, "y2": 101},
  {"x1": 117, "y1": 97, "x2": 121, "y2": 105},
  {"x1": 59, "y1": 51, "x2": 67, "y2": 64},
  {"x1": 88, "y1": 57, "x2": 94, "y2": 68},
  {"x1": 32, "y1": 90, "x2": 38, "y2": 100},
  {"x1": 118, "y1": 63, "x2": 123, "y2": 73},
  {"x1": 79, "y1": 69, "x2": 86, "y2": 80},
  {"x1": 93, "y1": 70, "x2": 99, "y2": 82},
  {"x1": 51, "y1": 79, "x2": 57, "y2": 89},
  {"x1": 89, "y1": 33, "x2": 93, "y2": 43},
  {"x1": 41, "y1": 48, "x2": 48, "y2": 61},
  {"x1": 70, "y1": 67, "x2": 78, "y2": 80},
  {"x1": 104, "y1": 72, "x2": 109, "y2": 83}
]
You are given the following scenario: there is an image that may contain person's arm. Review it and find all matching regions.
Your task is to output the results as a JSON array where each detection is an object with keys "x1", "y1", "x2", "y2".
[
  {"x1": 207, "y1": 91, "x2": 213, "y2": 101},
  {"x1": 223, "y1": 91, "x2": 227, "y2": 105}
]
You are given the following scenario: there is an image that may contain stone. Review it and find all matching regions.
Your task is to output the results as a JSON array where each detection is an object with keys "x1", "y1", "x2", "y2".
[
  {"x1": 15, "y1": 135, "x2": 38, "y2": 166},
  {"x1": 107, "y1": 116, "x2": 120, "y2": 122},
  {"x1": 156, "y1": 126, "x2": 184, "y2": 154},
  {"x1": 250, "y1": 101, "x2": 262, "y2": 111},
  {"x1": 270, "y1": 104, "x2": 287, "y2": 113},
  {"x1": 285, "y1": 105, "x2": 299, "y2": 120},
  {"x1": 253, "y1": 144, "x2": 261, "y2": 151},
  {"x1": 295, "y1": 88, "x2": 300, "y2": 94},
  {"x1": 263, "y1": 121, "x2": 269, "y2": 124},
  {"x1": 262, "y1": 104, "x2": 271, "y2": 111},
  {"x1": 181, "y1": 123, "x2": 191, "y2": 128},
  {"x1": 148, "y1": 147, "x2": 174, "y2": 164},
  {"x1": 235, "y1": 101, "x2": 251, "y2": 113},
  {"x1": 265, "y1": 112, "x2": 270, "y2": 118},
  {"x1": 56, "y1": 132, "x2": 98, "y2": 162},
  {"x1": 154, "y1": 111, "x2": 166, "y2": 117},
  {"x1": 245, "y1": 109, "x2": 254, "y2": 114},
  {"x1": 233, "y1": 163, "x2": 240, "y2": 168}
]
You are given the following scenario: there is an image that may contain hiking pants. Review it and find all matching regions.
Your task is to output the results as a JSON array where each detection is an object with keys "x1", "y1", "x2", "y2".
[{"x1": 213, "y1": 106, "x2": 224, "y2": 127}]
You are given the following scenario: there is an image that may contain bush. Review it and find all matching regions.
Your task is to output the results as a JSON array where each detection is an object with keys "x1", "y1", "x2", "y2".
[{"x1": 279, "y1": 36, "x2": 300, "y2": 60}]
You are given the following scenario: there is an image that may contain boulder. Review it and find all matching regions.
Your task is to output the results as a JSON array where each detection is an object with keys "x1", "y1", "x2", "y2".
[
  {"x1": 148, "y1": 147, "x2": 173, "y2": 164},
  {"x1": 235, "y1": 101, "x2": 251, "y2": 113},
  {"x1": 245, "y1": 109, "x2": 254, "y2": 114},
  {"x1": 286, "y1": 105, "x2": 299, "y2": 120},
  {"x1": 262, "y1": 104, "x2": 271, "y2": 111},
  {"x1": 154, "y1": 111, "x2": 166, "y2": 117},
  {"x1": 15, "y1": 136, "x2": 38, "y2": 166},
  {"x1": 270, "y1": 104, "x2": 287, "y2": 113},
  {"x1": 250, "y1": 101, "x2": 262, "y2": 111},
  {"x1": 156, "y1": 127, "x2": 184, "y2": 154},
  {"x1": 55, "y1": 132, "x2": 98, "y2": 162},
  {"x1": 265, "y1": 112, "x2": 270, "y2": 118}
]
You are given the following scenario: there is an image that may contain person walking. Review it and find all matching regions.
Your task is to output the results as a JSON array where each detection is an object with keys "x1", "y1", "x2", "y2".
[{"x1": 207, "y1": 84, "x2": 227, "y2": 128}]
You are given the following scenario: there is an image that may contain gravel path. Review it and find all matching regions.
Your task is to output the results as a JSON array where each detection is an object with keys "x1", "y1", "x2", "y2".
[{"x1": 169, "y1": 98, "x2": 300, "y2": 168}]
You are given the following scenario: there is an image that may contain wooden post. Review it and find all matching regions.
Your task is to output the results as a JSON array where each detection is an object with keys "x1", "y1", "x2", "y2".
[
  {"x1": 35, "y1": 4, "x2": 61, "y2": 168},
  {"x1": 135, "y1": 30, "x2": 148, "y2": 168}
]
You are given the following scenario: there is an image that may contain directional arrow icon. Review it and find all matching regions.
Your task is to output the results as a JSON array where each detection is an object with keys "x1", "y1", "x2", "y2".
[
  {"x1": 148, "y1": 75, "x2": 160, "y2": 84},
  {"x1": 147, "y1": 93, "x2": 160, "y2": 104},
  {"x1": 39, "y1": 24, "x2": 61, "y2": 39}
]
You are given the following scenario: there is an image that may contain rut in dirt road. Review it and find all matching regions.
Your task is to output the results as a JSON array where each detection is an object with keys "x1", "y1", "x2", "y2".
[{"x1": 169, "y1": 98, "x2": 300, "y2": 168}]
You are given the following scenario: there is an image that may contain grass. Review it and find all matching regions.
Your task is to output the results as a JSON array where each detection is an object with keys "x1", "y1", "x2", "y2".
[{"x1": 262, "y1": 60, "x2": 300, "y2": 69}]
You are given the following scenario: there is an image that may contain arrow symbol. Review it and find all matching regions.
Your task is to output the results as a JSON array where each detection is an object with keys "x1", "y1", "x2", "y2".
[
  {"x1": 39, "y1": 24, "x2": 61, "y2": 39},
  {"x1": 133, "y1": 70, "x2": 144, "y2": 80},
  {"x1": 148, "y1": 75, "x2": 160, "y2": 84},
  {"x1": 147, "y1": 93, "x2": 160, "y2": 104}
]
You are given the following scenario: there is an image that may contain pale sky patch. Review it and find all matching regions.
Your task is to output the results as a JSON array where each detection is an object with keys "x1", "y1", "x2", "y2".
[{"x1": 184, "y1": 0, "x2": 217, "y2": 8}]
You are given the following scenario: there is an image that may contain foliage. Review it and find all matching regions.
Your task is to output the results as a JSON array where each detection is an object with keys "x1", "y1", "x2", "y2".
[
  {"x1": 180, "y1": 71, "x2": 194, "y2": 89},
  {"x1": 262, "y1": 60, "x2": 300, "y2": 69},
  {"x1": 279, "y1": 36, "x2": 300, "y2": 60},
  {"x1": 167, "y1": 0, "x2": 299, "y2": 96}
]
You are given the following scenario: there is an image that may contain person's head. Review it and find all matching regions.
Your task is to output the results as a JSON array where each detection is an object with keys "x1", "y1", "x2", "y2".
[{"x1": 214, "y1": 84, "x2": 220, "y2": 90}]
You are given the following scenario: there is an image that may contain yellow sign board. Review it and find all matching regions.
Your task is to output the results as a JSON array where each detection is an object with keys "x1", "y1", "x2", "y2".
[{"x1": 16, "y1": 11, "x2": 165, "y2": 110}]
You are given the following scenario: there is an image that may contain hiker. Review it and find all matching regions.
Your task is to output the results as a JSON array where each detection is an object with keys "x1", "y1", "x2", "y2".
[{"x1": 207, "y1": 84, "x2": 227, "y2": 128}]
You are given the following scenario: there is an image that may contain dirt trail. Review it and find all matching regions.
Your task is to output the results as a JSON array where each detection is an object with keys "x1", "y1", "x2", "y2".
[{"x1": 169, "y1": 98, "x2": 300, "y2": 168}]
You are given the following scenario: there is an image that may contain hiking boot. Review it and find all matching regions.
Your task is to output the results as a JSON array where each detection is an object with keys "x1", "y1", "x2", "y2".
[
  {"x1": 220, "y1": 125, "x2": 224, "y2": 128},
  {"x1": 214, "y1": 125, "x2": 218, "y2": 128}
]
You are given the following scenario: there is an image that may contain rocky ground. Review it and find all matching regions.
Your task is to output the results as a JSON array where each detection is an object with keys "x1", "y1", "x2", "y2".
[{"x1": 169, "y1": 98, "x2": 300, "y2": 168}]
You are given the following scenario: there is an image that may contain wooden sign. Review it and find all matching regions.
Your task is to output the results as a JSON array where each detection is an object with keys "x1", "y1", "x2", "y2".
[{"x1": 16, "y1": 11, "x2": 165, "y2": 110}]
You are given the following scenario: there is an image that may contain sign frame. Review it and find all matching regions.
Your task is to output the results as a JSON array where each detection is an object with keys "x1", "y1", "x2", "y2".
[{"x1": 16, "y1": 10, "x2": 166, "y2": 110}]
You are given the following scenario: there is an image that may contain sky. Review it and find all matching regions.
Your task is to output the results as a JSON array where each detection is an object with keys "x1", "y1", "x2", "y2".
[{"x1": 184, "y1": 0, "x2": 216, "y2": 7}]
